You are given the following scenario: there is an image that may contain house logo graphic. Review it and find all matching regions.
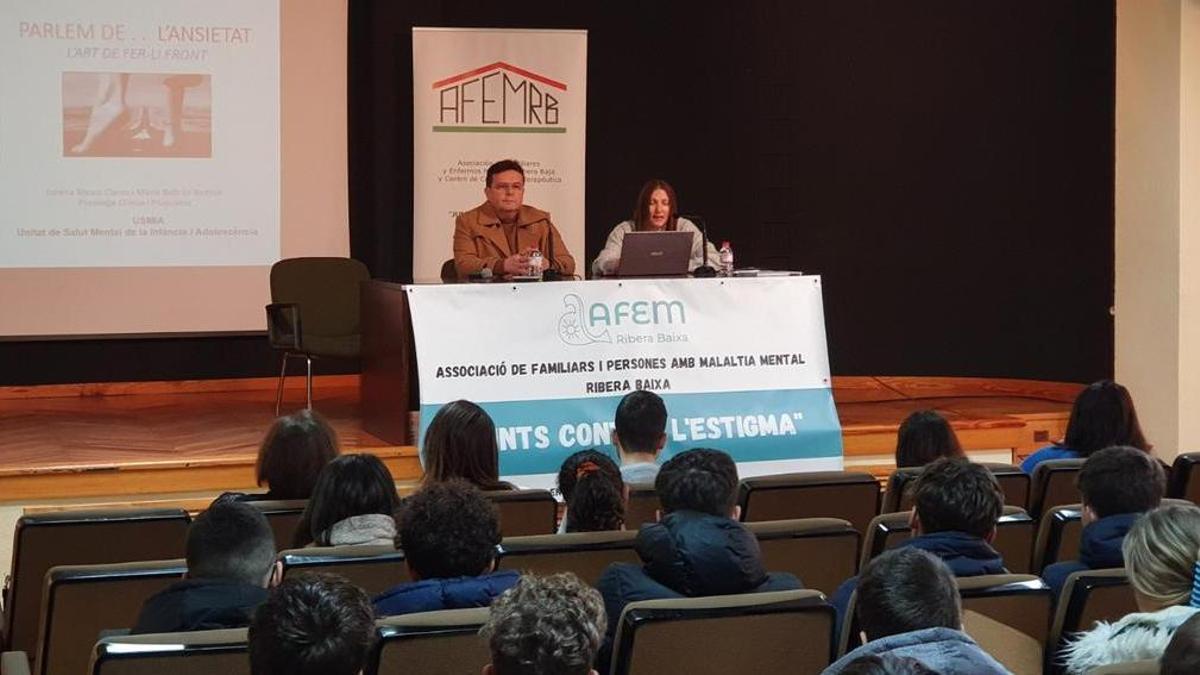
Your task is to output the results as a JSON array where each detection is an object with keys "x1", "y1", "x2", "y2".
[{"x1": 433, "y1": 61, "x2": 567, "y2": 134}]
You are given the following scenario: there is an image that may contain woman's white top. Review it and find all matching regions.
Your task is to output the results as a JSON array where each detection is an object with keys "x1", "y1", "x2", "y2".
[{"x1": 591, "y1": 217, "x2": 720, "y2": 276}]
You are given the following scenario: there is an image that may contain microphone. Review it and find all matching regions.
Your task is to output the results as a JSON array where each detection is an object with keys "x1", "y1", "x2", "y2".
[{"x1": 683, "y1": 214, "x2": 717, "y2": 278}]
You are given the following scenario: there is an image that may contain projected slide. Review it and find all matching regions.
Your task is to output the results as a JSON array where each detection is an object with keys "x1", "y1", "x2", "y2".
[{"x1": 0, "y1": 1, "x2": 279, "y2": 268}]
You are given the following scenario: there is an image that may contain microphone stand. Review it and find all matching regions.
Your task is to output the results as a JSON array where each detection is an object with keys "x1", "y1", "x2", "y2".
[
  {"x1": 685, "y1": 214, "x2": 717, "y2": 277},
  {"x1": 540, "y1": 218, "x2": 562, "y2": 281}
]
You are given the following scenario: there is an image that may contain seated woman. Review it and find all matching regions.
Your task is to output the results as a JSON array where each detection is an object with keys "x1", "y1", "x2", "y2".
[
  {"x1": 591, "y1": 179, "x2": 719, "y2": 276},
  {"x1": 421, "y1": 400, "x2": 515, "y2": 491},
  {"x1": 245, "y1": 410, "x2": 339, "y2": 501},
  {"x1": 1061, "y1": 503, "x2": 1200, "y2": 673},
  {"x1": 1021, "y1": 380, "x2": 1150, "y2": 473},
  {"x1": 556, "y1": 450, "x2": 626, "y2": 533},
  {"x1": 292, "y1": 453, "x2": 400, "y2": 548},
  {"x1": 895, "y1": 410, "x2": 964, "y2": 469}
]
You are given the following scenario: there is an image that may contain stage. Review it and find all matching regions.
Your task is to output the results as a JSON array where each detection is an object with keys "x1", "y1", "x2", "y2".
[{"x1": 0, "y1": 375, "x2": 1081, "y2": 505}]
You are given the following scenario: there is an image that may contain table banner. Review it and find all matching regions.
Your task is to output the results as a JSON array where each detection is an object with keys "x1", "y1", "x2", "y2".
[{"x1": 406, "y1": 276, "x2": 843, "y2": 489}]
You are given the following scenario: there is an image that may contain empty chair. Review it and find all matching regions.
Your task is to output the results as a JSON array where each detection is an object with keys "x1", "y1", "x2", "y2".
[
  {"x1": 624, "y1": 484, "x2": 659, "y2": 530},
  {"x1": 1168, "y1": 452, "x2": 1200, "y2": 502},
  {"x1": 860, "y1": 506, "x2": 1034, "y2": 574},
  {"x1": 956, "y1": 574, "x2": 1053, "y2": 648},
  {"x1": 36, "y1": 560, "x2": 186, "y2": 675},
  {"x1": 278, "y1": 544, "x2": 405, "y2": 595},
  {"x1": 372, "y1": 607, "x2": 490, "y2": 675},
  {"x1": 242, "y1": 499, "x2": 307, "y2": 553},
  {"x1": 1048, "y1": 569, "x2": 1137, "y2": 665},
  {"x1": 5, "y1": 508, "x2": 190, "y2": 658},
  {"x1": 883, "y1": 464, "x2": 1030, "y2": 513},
  {"x1": 88, "y1": 628, "x2": 248, "y2": 675},
  {"x1": 1028, "y1": 459, "x2": 1086, "y2": 518},
  {"x1": 609, "y1": 590, "x2": 833, "y2": 675},
  {"x1": 738, "y1": 471, "x2": 880, "y2": 534},
  {"x1": 746, "y1": 518, "x2": 860, "y2": 597},
  {"x1": 496, "y1": 531, "x2": 638, "y2": 585},
  {"x1": 486, "y1": 489, "x2": 557, "y2": 536}
]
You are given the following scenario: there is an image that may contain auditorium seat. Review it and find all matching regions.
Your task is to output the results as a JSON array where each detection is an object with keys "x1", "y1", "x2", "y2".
[
  {"x1": 860, "y1": 506, "x2": 1035, "y2": 573},
  {"x1": 1032, "y1": 498, "x2": 1190, "y2": 574},
  {"x1": 609, "y1": 590, "x2": 833, "y2": 675},
  {"x1": 242, "y1": 499, "x2": 307, "y2": 552},
  {"x1": 1168, "y1": 452, "x2": 1200, "y2": 502},
  {"x1": 746, "y1": 518, "x2": 860, "y2": 597},
  {"x1": 496, "y1": 531, "x2": 638, "y2": 585},
  {"x1": 487, "y1": 489, "x2": 557, "y2": 536},
  {"x1": 1048, "y1": 568, "x2": 1136, "y2": 671},
  {"x1": 956, "y1": 574, "x2": 1053, "y2": 647},
  {"x1": 882, "y1": 463, "x2": 1030, "y2": 513},
  {"x1": 372, "y1": 607, "x2": 490, "y2": 675},
  {"x1": 36, "y1": 560, "x2": 186, "y2": 675},
  {"x1": 961, "y1": 609, "x2": 1044, "y2": 675},
  {"x1": 1088, "y1": 661, "x2": 1160, "y2": 675},
  {"x1": 738, "y1": 471, "x2": 880, "y2": 534},
  {"x1": 278, "y1": 544, "x2": 405, "y2": 595},
  {"x1": 88, "y1": 628, "x2": 248, "y2": 675},
  {"x1": 4, "y1": 508, "x2": 190, "y2": 657},
  {"x1": 624, "y1": 484, "x2": 659, "y2": 530},
  {"x1": 1028, "y1": 459, "x2": 1085, "y2": 519}
]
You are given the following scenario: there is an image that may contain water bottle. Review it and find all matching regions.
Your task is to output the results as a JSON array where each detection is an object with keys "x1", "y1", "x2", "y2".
[
  {"x1": 528, "y1": 250, "x2": 544, "y2": 278},
  {"x1": 719, "y1": 241, "x2": 734, "y2": 276}
]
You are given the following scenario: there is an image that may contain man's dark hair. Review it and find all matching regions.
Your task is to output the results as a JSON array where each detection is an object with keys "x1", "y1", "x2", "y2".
[
  {"x1": 399, "y1": 479, "x2": 501, "y2": 579},
  {"x1": 840, "y1": 654, "x2": 937, "y2": 675},
  {"x1": 188, "y1": 498, "x2": 276, "y2": 585},
  {"x1": 614, "y1": 390, "x2": 668, "y2": 455},
  {"x1": 857, "y1": 547, "x2": 961, "y2": 641},
  {"x1": 1077, "y1": 445, "x2": 1165, "y2": 518},
  {"x1": 482, "y1": 572, "x2": 606, "y2": 675},
  {"x1": 910, "y1": 457, "x2": 1003, "y2": 537},
  {"x1": 486, "y1": 159, "x2": 524, "y2": 187},
  {"x1": 655, "y1": 448, "x2": 738, "y2": 517},
  {"x1": 249, "y1": 574, "x2": 375, "y2": 675},
  {"x1": 1162, "y1": 611, "x2": 1200, "y2": 675}
]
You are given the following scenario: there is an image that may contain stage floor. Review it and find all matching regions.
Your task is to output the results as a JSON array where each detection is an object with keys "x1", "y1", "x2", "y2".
[{"x1": 0, "y1": 375, "x2": 1080, "y2": 503}]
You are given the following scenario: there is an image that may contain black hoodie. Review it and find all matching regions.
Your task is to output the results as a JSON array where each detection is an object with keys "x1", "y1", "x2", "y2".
[{"x1": 132, "y1": 578, "x2": 269, "y2": 634}]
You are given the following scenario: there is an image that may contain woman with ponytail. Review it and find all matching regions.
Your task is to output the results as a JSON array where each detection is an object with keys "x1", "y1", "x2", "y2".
[{"x1": 555, "y1": 450, "x2": 627, "y2": 533}]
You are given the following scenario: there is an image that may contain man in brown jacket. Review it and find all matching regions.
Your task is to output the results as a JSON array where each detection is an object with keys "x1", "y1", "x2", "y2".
[{"x1": 452, "y1": 159, "x2": 576, "y2": 279}]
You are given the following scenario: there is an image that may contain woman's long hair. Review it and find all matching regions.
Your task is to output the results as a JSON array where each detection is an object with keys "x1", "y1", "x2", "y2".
[
  {"x1": 895, "y1": 410, "x2": 963, "y2": 468},
  {"x1": 557, "y1": 450, "x2": 625, "y2": 532},
  {"x1": 1061, "y1": 380, "x2": 1149, "y2": 457},
  {"x1": 421, "y1": 400, "x2": 512, "y2": 491},
  {"x1": 255, "y1": 409, "x2": 339, "y2": 499},
  {"x1": 632, "y1": 179, "x2": 679, "y2": 232},
  {"x1": 293, "y1": 453, "x2": 399, "y2": 547}
]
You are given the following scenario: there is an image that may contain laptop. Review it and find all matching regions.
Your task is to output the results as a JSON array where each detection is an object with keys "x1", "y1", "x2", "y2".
[{"x1": 614, "y1": 231, "x2": 694, "y2": 277}]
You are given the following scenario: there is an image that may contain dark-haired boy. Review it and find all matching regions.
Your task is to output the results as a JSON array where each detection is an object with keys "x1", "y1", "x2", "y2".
[
  {"x1": 1042, "y1": 445, "x2": 1165, "y2": 595},
  {"x1": 612, "y1": 390, "x2": 668, "y2": 485},
  {"x1": 373, "y1": 480, "x2": 518, "y2": 616},
  {"x1": 249, "y1": 574, "x2": 376, "y2": 675}
]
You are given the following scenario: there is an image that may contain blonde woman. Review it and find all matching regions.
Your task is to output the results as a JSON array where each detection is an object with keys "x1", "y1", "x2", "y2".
[{"x1": 1062, "y1": 503, "x2": 1200, "y2": 673}]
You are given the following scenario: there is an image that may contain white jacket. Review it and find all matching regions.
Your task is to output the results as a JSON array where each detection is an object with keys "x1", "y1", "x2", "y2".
[{"x1": 1060, "y1": 604, "x2": 1199, "y2": 674}]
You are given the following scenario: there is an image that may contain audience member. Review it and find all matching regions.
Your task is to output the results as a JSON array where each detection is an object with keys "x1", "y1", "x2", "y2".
[
  {"x1": 1021, "y1": 380, "x2": 1149, "y2": 473},
  {"x1": 293, "y1": 453, "x2": 399, "y2": 548},
  {"x1": 1162, "y1": 612, "x2": 1200, "y2": 675},
  {"x1": 482, "y1": 572, "x2": 606, "y2": 675},
  {"x1": 611, "y1": 390, "x2": 668, "y2": 484},
  {"x1": 1042, "y1": 445, "x2": 1165, "y2": 595},
  {"x1": 374, "y1": 480, "x2": 518, "y2": 616},
  {"x1": 1061, "y1": 503, "x2": 1200, "y2": 673},
  {"x1": 895, "y1": 410, "x2": 963, "y2": 468},
  {"x1": 825, "y1": 548, "x2": 1007, "y2": 674},
  {"x1": 248, "y1": 409, "x2": 340, "y2": 500},
  {"x1": 832, "y1": 458, "x2": 1005, "y2": 634},
  {"x1": 594, "y1": 448, "x2": 801, "y2": 671},
  {"x1": 133, "y1": 497, "x2": 280, "y2": 633},
  {"x1": 556, "y1": 450, "x2": 626, "y2": 533},
  {"x1": 422, "y1": 400, "x2": 515, "y2": 491},
  {"x1": 248, "y1": 573, "x2": 375, "y2": 675}
]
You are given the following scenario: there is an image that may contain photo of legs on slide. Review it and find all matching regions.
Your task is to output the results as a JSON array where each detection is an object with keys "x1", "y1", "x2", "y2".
[{"x1": 61, "y1": 71, "x2": 212, "y2": 158}]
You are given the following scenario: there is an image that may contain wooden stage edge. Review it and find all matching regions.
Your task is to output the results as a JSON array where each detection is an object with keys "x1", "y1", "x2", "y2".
[{"x1": 0, "y1": 375, "x2": 1082, "y2": 504}]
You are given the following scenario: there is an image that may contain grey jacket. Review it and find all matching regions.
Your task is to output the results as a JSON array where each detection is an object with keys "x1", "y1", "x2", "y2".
[{"x1": 822, "y1": 627, "x2": 1011, "y2": 675}]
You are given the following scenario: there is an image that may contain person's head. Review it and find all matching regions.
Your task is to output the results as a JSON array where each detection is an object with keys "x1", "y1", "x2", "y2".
[
  {"x1": 188, "y1": 498, "x2": 279, "y2": 587},
  {"x1": 484, "y1": 159, "x2": 525, "y2": 220},
  {"x1": 839, "y1": 654, "x2": 937, "y2": 675},
  {"x1": 1077, "y1": 445, "x2": 1165, "y2": 524},
  {"x1": 304, "y1": 454, "x2": 399, "y2": 546},
  {"x1": 909, "y1": 457, "x2": 1003, "y2": 539},
  {"x1": 856, "y1": 547, "x2": 961, "y2": 642},
  {"x1": 482, "y1": 573, "x2": 606, "y2": 675},
  {"x1": 655, "y1": 448, "x2": 739, "y2": 519},
  {"x1": 1162, "y1": 611, "x2": 1200, "y2": 675},
  {"x1": 1122, "y1": 502, "x2": 1200, "y2": 611},
  {"x1": 256, "y1": 410, "x2": 340, "y2": 499},
  {"x1": 612, "y1": 390, "x2": 668, "y2": 459},
  {"x1": 249, "y1": 574, "x2": 375, "y2": 675},
  {"x1": 422, "y1": 400, "x2": 508, "y2": 491},
  {"x1": 399, "y1": 479, "x2": 501, "y2": 580},
  {"x1": 632, "y1": 179, "x2": 679, "y2": 232},
  {"x1": 1063, "y1": 380, "x2": 1149, "y2": 457},
  {"x1": 556, "y1": 450, "x2": 625, "y2": 533},
  {"x1": 894, "y1": 410, "x2": 963, "y2": 468}
]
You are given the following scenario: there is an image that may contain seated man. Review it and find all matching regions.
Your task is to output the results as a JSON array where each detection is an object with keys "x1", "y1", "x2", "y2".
[
  {"x1": 482, "y1": 572, "x2": 607, "y2": 675},
  {"x1": 453, "y1": 159, "x2": 575, "y2": 279},
  {"x1": 594, "y1": 448, "x2": 801, "y2": 671},
  {"x1": 612, "y1": 390, "x2": 668, "y2": 485},
  {"x1": 823, "y1": 548, "x2": 1008, "y2": 674},
  {"x1": 249, "y1": 574, "x2": 376, "y2": 675},
  {"x1": 831, "y1": 457, "x2": 1005, "y2": 632},
  {"x1": 373, "y1": 480, "x2": 519, "y2": 616},
  {"x1": 133, "y1": 498, "x2": 280, "y2": 633},
  {"x1": 1042, "y1": 444, "x2": 1164, "y2": 595}
]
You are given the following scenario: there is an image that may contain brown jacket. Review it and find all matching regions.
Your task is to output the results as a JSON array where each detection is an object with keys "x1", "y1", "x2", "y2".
[{"x1": 452, "y1": 202, "x2": 576, "y2": 278}]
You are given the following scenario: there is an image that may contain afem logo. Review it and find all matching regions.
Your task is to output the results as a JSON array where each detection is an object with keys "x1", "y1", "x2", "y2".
[{"x1": 433, "y1": 61, "x2": 566, "y2": 134}]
